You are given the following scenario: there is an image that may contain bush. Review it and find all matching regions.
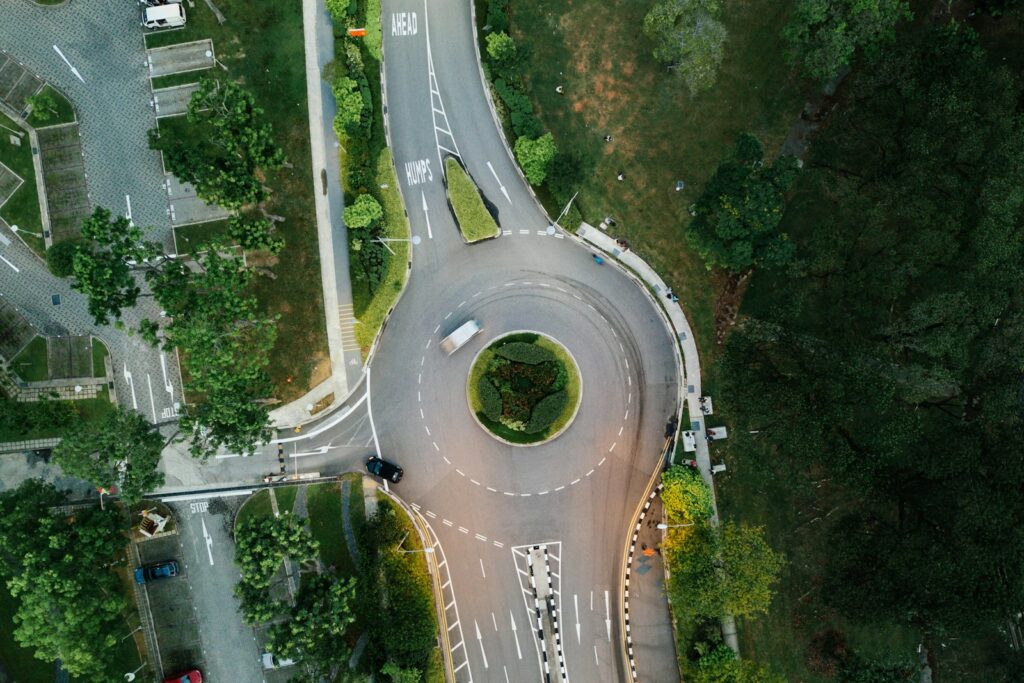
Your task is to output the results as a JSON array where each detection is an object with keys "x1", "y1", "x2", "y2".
[
  {"x1": 444, "y1": 158, "x2": 499, "y2": 242},
  {"x1": 494, "y1": 341, "x2": 554, "y2": 365},
  {"x1": 46, "y1": 239, "x2": 81, "y2": 277},
  {"x1": 344, "y1": 193, "x2": 384, "y2": 229},
  {"x1": 485, "y1": 0, "x2": 509, "y2": 33},
  {"x1": 493, "y1": 78, "x2": 543, "y2": 139},
  {"x1": 514, "y1": 133, "x2": 557, "y2": 186},
  {"x1": 333, "y1": 75, "x2": 366, "y2": 137},
  {"x1": 479, "y1": 377, "x2": 503, "y2": 422},
  {"x1": 526, "y1": 390, "x2": 567, "y2": 433},
  {"x1": 486, "y1": 31, "x2": 518, "y2": 77}
]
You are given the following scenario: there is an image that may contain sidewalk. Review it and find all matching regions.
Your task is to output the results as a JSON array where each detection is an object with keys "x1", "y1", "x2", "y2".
[
  {"x1": 629, "y1": 494, "x2": 679, "y2": 682},
  {"x1": 577, "y1": 222, "x2": 740, "y2": 653}
]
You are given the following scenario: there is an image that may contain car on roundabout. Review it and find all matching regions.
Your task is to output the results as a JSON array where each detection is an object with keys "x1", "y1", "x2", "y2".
[{"x1": 366, "y1": 456, "x2": 403, "y2": 483}]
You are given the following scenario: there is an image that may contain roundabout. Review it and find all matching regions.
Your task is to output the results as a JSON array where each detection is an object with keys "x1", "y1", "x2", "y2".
[{"x1": 467, "y1": 330, "x2": 581, "y2": 446}]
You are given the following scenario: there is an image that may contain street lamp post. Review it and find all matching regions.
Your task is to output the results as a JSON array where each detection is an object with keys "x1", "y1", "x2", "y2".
[
  {"x1": 398, "y1": 546, "x2": 435, "y2": 555},
  {"x1": 374, "y1": 235, "x2": 421, "y2": 256},
  {"x1": 657, "y1": 522, "x2": 696, "y2": 529},
  {"x1": 551, "y1": 191, "x2": 579, "y2": 231},
  {"x1": 10, "y1": 225, "x2": 43, "y2": 238}
]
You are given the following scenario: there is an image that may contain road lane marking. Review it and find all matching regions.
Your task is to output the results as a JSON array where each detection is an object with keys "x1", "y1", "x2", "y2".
[
  {"x1": 200, "y1": 517, "x2": 215, "y2": 565},
  {"x1": 0, "y1": 255, "x2": 19, "y2": 272},
  {"x1": 421, "y1": 191, "x2": 433, "y2": 238},
  {"x1": 474, "y1": 620, "x2": 489, "y2": 668},
  {"x1": 510, "y1": 611, "x2": 522, "y2": 659},
  {"x1": 123, "y1": 363, "x2": 137, "y2": 409},
  {"x1": 52, "y1": 45, "x2": 85, "y2": 83},
  {"x1": 480, "y1": 559, "x2": 487, "y2": 578},
  {"x1": 605, "y1": 590, "x2": 612, "y2": 641},
  {"x1": 486, "y1": 161, "x2": 512, "y2": 203},
  {"x1": 574, "y1": 594, "x2": 581, "y2": 643}
]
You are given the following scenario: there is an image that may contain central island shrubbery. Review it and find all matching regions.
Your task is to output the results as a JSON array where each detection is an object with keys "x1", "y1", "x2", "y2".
[{"x1": 469, "y1": 333, "x2": 580, "y2": 445}]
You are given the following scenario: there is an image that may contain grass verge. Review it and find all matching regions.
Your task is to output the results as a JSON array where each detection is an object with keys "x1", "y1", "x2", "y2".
[
  {"x1": 10, "y1": 335, "x2": 48, "y2": 382},
  {"x1": 91, "y1": 337, "x2": 108, "y2": 379},
  {"x1": 505, "y1": 0, "x2": 805, "y2": 364},
  {"x1": 171, "y1": 218, "x2": 231, "y2": 255},
  {"x1": 150, "y1": 70, "x2": 212, "y2": 90},
  {"x1": 26, "y1": 85, "x2": 75, "y2": 128},
  {"x1": 0, "y1": 112, "x2": 45, "y2": 257},
  {"x1": 0, "y1": 387, "x2": 116, "y2": 442},
  {"x1": 444, "y1": 158, "x2": 499, "y2": 243},
  {"x1": 145, "y1": 0, "x2": 329, "y2": 401}
]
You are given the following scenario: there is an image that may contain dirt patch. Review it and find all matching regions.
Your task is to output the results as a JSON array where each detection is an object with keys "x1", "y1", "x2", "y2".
[{"x1": 712, "y1": 271, "x2": 751, "y2": 345}]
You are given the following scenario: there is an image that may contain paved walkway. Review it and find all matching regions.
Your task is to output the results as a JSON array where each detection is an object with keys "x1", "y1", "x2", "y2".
[{"x1": 577, "y1": 221, "x2": 740, "y2": 653}]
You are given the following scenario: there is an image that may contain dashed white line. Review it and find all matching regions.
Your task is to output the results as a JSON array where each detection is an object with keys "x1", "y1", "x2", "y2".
[
  {"x1": 433, "y1": 442, "x2": 440, "y2": 451},
  {"x1": 571, "y1": 478, "x2": 581, "y2": 485},
  {"x1": 443, "y1": 519, "x2": 454, "y2": 527},
  {"x1": 609, "y1": 442, "x2": 617, "y2": 452},
  {"x1": 434, "y1": 324, "x2": 441, "y2": 334},
  {"x1": 424, "y1": 426, "x2": 431, "y2": 437},
  {"x1": 618, "y1": 426, "x2": 624, "y2": 436},
  {"x1": 443, "y1": 456, "x2": 452, "y2": 464},
  {"x1": 458, "y1": 526, "x2": 469, "y2": 534}
]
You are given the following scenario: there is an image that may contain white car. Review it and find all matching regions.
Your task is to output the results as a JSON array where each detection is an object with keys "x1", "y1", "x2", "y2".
[{"x1": 142, "y1": 2, "x2": 186, "y2": 29}]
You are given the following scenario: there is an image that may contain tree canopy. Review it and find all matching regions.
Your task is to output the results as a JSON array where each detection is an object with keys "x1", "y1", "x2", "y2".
[
  {"x1": 268, "y1": 574, "x2": 357, "y2": 677},
  {"x1": 513, "y1": 133, "x2": 557, "y2": 186},
  {"x1": 687, "y1": 133, "x2": 801, "y2": 272},
  {"x1": 643, "y1": 0, "x2": 727, "y2": 95},
  {"x1": 783, "y1": 0, "x2": 911, "y2": 82},
  {"x1": 719, "y1": 26, "x2": 1024, "y2": 637},
  {"x1": 52, "y1": 405, "x2": 165, "y2": 505},
  {"x1": 0, "y1": 481, "x2": 128, "y2": 679},
  {"x1": 149, "y1": 78, "x2": 285, "y2": 209}
]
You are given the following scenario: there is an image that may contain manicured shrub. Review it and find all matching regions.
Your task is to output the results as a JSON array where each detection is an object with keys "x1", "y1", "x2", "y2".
[
  {"x1": 46, "y1": 239, "x2": 81, "y2": 277},
  {"x1": 526, "y1": 390, "x2": 567, "y2": 433},
  {"x1": 493, "y1": 79, "x2": 543, "y2": 139},
  {"x1": 485, "y1": 0, "x2": 509, "y2": 33},
  {"x1": 514, "y1": 133, "x2": 557, "y2": 186},
  {"x1": 494, "y1": 341, "x2": 554, "y2": 365},
  {"x1": 479, "y1": 376, "x2": 503, "y2": 422}
]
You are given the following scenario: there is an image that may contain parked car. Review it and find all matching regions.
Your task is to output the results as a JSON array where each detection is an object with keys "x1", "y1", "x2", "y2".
[
  {"x1": 134, "y1": 560, "x2": 179, "y2": 585},
  {"x1": 163, "y1": 669, "x2": 202, "y2": 683},
  {"x1": 366, "y1": 456, "x2": 404, "y2": 483},
  {"x1": 142, "y1": 2, "x2": 186, "y2": 29}
]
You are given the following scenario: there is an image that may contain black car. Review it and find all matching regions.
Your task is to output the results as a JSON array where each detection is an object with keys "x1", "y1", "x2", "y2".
[{"x1": 366, "y1": 456, "x2": 403, "y2": 483}]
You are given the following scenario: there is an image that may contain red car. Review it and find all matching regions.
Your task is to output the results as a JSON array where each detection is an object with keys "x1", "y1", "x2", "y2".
[{"x1": 163, "y1": 670, "x2": 202, "y2": 683}]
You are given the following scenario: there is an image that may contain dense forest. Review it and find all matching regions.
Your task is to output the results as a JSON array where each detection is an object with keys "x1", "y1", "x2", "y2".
[{"x1": 717, "y1": 16, "x2": 1024, "y2": 681}]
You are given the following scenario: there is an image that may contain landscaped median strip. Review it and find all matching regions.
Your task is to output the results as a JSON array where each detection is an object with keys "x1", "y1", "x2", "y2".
[{"x1": 444, "y1": 157, "x2": 500, "y2": 243}]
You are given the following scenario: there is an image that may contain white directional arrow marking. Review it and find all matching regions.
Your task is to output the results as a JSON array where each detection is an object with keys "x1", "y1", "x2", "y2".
[
  {"x1": 421, "y1": 191, "x2": 433, "y2": 239},
  {"x1": 474, "y1": 619, "x2": 488, "y2": 669},
  {"x1": 510, "y1": 611, "x2": 522, "y2": 659},
  {"x1": 605, "y1": 590, "x2": 612, "y2": 641},
  {"x1": 487, "y1": 161, "x2": 512, "y2": 204},
  {"x1": 200, "y1": 517, "x2": 215, "y2": 565},
  {"x1": 122, "y1": 363, "x2": 138, "y2": 410},
  {"x1": 52, "y1": 45, "x2": 85, "y2": 83},
  {"x1": 575, "y1": 593, "x2": 581, "y2": 644}
]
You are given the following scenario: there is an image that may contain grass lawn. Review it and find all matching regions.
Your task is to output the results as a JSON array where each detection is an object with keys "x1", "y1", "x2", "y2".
[
  {"x1": 145, "y1": 0, "x2": 329, "y2": 402},
  {"x1": 352, "y1": 151, "x2": 410, "y2": 355},
  {"x1": 506, "y1": 0, "x2": 805, "y2": 364},
  {"x1": 172, "y1": 218, "x2": 231, "y2": 255},
  {"x1": 0, "y1": 112, "x2": 45, "y2": 257},
  {"x1": 10, "y1": 335, "x2": 48, "y2": 382},
  {"x1": 91, "y1": 337, "x2": 108, "y2": 379},
  {"x1": 150, "y1": 69, "x2": 213, "y2": 90},
  {"x1": 25, "y1": 85, "x2": 75, "y2": 128},
  {"x1": 307, "y1": 474, "x2": 364, "y2": 580},
  {"x1": 444, "y1": 158, "x2": 499, "y2": 243},
  {"x1": 235, "y1": 489, "x2": 272, "y2": 527}
]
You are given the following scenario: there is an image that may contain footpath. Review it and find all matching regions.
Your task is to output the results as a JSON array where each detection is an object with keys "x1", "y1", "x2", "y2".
[{"x1": 577, "y1": 222, "x2": 740, "y2": 654}]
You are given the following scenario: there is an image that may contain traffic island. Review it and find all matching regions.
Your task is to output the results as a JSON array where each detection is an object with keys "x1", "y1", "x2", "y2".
[
  {"x1": 467, "y1": 331, "x2": 581, "y2": 446},
  {"x1": 444, "y1": 157, "x2": 500, "y2": 243}
]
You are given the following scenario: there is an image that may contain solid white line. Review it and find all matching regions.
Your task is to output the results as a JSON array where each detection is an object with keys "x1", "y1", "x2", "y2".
[
  {"x1": 491, "y1": 611, "x2": 498, "y2": 630},
  {"x1": 594, "y1": 644, "x2": 599, "y2": 666},
  {"x1": 273, "y1": 391, "x2": 368, "y2": 444},
  {"x1": 365, "y1": 368, "x2": 382, "y2": 457},
  {"x1": 146, "y1": 374, "x2": 157, "y2": 422},
  {"x1": 0, "y1": 255, "x2": 19, "y2": 272},
  {"x1": 125, "y1": 194, "x2": 133, "y2": 222},
  {"x1": 480, "y1": 559, "x2": 487, "y2": 578}
]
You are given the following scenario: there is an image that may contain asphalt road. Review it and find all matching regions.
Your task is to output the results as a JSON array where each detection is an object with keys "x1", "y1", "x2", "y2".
[{"x1": 370, "y1": 1, "x2": 681, "y2": 680}]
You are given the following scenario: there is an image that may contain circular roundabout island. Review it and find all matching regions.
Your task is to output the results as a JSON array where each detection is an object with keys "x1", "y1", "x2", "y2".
[{"x1": 467, "y1": 331, "x2": 582, "y2": 446}]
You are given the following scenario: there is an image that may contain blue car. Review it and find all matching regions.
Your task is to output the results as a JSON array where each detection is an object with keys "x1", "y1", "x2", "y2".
[{"x1": 134, "y1": 560, "x2": 179, "y2": 585}]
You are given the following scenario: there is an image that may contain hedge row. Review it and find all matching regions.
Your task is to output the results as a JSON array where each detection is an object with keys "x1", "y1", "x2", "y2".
[
  {"x1": 445, "y1": 158, "x2": 500, "y2": 242},
  {"x1": 494, "y1": 341, "x2": 554, "y2": 365},
  {"x1": 479, "y1": 376, "x2": 503, "y2": 422},
  {"x1": 525, "y1": 390, "x2": 567, "y2": 434}
]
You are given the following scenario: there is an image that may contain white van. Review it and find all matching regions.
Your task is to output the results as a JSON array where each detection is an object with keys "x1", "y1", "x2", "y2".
[
  {"x1": 142, "y1": 3, "x2": 186, "y2": 29},
  {"x1": 440, "y1": 320, "x2": 481, "y2": 355}
]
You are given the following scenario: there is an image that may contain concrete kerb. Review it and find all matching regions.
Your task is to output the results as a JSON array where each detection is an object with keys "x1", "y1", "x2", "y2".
[{"x1": 0, "y1": 95, "x2": 54, "y2": 252}]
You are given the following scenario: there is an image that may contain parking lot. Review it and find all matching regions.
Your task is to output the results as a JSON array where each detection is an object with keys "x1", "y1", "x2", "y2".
[{"x1": 135, "y1": 532, "x2": 205, "y2": 678}]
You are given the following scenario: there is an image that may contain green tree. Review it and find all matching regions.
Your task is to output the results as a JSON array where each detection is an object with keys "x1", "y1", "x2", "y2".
[
  {"x1": 344, "y1": 193, "x2": 384, "y2": 229},
  {"x1": 514, "y1": 133, "x2": 557, "y2": 186},
  {"x1": 380, "y1": 662, "x2": 421, "y2": 683},
  {"x1": 485, "y1": 31, "x2": 518, "y2": 77},
  {"x1": 325, "y1": 0, "x2": 354, "y2": 20},
  {"x1": 687, "y1": 133, "x2": 800, "y2": 272},
  {"x1": 71, "y1": 206, "x2": 161, "y2": 325},
  {"x1": 643, "y1": 0, "x2": 727, "y2": 95},
  {"x1": 0, "y1": 481, "x2": 128, "y2": 679},
  {"x1": 667, "y1": 522, "x2": 783, "y2": 619},
  {"x1": 234, "y1": 513, "x2": 318, "y2": 624},
  {"x1": 783, "y1": 0, "x2": 911, "y2": 82},
  {"x1": 661, "y1": 465, "x2": 714, "y2": 524},
  {"x1": 268, "y1": 575, "x2": 357, "y2": 675},
  {"x1": 150, "y1": 78, "x2": 285, "y2": 209},
  {"x1": 691, "y1": 646, "x2": 787, "y2": 683},
  {"x1": 26, "y1": 90, "x2": 57, "y2": 122},
  {"x1": 52, "y1": 406, "x2": 165, "y2": 505},
  {"x1": 148, "y1": 247, "x2": 276, "y2": 458},
  {"x1": 228, "y1": 214, "x2": 284, "y2": 254},
  {"x1": 46, "y1": 238, "x2": 81, "y2": 277}
]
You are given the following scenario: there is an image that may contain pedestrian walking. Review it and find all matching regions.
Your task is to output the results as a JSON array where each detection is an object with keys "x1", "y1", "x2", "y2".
[
  {"x1": 617, "y1": 171, "x2": 625, "y2": 181},
  {"x1": 592, "y1": 254, "x2": 604, "y2": 265},
  {"x1": 556, "y1": 85, "x2": 564, "y2": 94},
  {"x1": 604, "y1": 134, "x2": 613, "y2": 142}
]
